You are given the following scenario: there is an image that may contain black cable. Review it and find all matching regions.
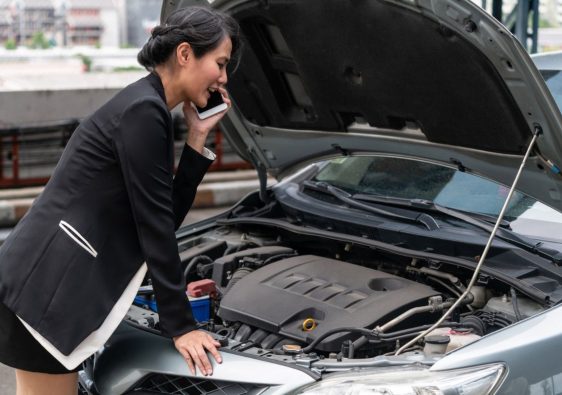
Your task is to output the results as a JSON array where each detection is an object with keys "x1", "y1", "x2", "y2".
[
  {"x1": 303, "y1": 323, "x2": 462, "y2": 354},
  {"x1": 263, "y1": 252, "x2": 298, "y2": 266},
  {"x1": 374, "y1": 322, "x2": 461, "y2": 339},
  {"x1": 301, "y1": 327, "x2": 374, "y2": 353},
  {"x1": 369, "y1": 332, "x2": 428, "y2": 344},
  {"x1": 183, "y1": 255, "x2": 213, "y2": 280}
]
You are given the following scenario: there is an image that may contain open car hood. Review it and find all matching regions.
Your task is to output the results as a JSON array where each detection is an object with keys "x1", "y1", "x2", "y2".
[{"x1": 163, "y1": 0, "x2": 562, "y2": 212}]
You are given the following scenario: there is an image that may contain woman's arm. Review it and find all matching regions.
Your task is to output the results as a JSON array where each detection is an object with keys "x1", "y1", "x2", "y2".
[
  {"x1": 172, "y1": 144, "x2": 213, "y2": 230},
  {"x1": 113, "y1": 97, "x2": 196, "y2": 337},
  {"x1": 114, "y1": 97, "x2": 223, "y2": 376}
]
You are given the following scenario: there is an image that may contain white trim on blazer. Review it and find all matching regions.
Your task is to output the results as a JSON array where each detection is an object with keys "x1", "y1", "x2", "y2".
[{"x1": 18, "y1": 263, "x2": 147, "y2": 370}]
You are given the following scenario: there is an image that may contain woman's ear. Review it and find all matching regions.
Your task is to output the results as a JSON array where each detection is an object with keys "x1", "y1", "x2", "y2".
[{"x1": 176, "y1": 42, "x2": 192, "y2": 66}]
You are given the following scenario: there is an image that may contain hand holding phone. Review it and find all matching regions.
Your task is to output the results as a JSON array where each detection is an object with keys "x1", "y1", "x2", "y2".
[
  {"x1": 194, "y1": 91, "x2": 228, "y2": 119},
  {"x1": 183, "y1": 88, "x2": 231, "y2": 154}
]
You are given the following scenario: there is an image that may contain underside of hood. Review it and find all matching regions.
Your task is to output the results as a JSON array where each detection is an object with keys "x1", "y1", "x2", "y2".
[
  {"x1": 227, "y1": 0, "x2": 530, "y2": 154},
  {"x1": 162, "y1": 0, "x2": 562, "y2": 211}
]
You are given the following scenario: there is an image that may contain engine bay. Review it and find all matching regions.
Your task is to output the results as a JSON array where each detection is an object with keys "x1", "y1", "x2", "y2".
[{"x1": 127, "y1": 203, "x2": 548, "y2": 362}]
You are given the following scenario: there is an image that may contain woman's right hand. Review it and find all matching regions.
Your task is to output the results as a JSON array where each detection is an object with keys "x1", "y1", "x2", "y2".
[
  {"x1": 173, "y1": 330, "x2": 222, "y2": 376},
  {"x1": 183, "y1": 87, "x2": 231, "y2": 154}
]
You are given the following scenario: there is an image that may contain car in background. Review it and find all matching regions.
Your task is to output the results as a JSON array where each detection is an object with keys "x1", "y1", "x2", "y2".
[{"x1": 79, "y1": 0, "x2": 562, "y2": 394}]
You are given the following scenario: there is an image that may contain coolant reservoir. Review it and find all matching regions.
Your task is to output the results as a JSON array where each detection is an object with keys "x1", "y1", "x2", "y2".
[
  {"x1": 484, "y1": 294, "x2": 543, "y2": 321},
  {"x1": 427, "y1": 327, "x2": 481, "y2": 353}
]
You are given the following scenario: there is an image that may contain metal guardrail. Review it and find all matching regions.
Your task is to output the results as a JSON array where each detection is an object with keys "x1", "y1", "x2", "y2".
[{"x1": 0, "y1": 119, "x2": 251, "y2": 189}]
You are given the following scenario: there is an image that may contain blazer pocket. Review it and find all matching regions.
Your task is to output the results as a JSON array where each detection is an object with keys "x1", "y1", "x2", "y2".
[{"x1": 58, "y1": 220, "x2": 98, "y2": 258}]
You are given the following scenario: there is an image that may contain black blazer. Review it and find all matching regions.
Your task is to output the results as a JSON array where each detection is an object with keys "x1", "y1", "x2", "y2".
[{"x1": 0, "y1": 73, "x2": 212, "y2": 355}]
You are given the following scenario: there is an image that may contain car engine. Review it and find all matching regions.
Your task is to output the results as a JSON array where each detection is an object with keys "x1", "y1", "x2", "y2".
[
  {"x1": 127, "y1": 218, "x2": 547, "y2": 360},
  {"x1": 218, "y1": 252, "x2": 437, "y2": 351}
]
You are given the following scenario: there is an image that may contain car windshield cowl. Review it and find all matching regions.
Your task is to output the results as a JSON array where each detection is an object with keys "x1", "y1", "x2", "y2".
[
  {"x1": 303, "y1": 180, "x2": 440, "y2": 231},
  {"x1": 304, "y1": 180, "x2": 562, "y2": 265}
]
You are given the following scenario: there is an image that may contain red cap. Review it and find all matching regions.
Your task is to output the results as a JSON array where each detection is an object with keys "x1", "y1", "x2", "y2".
[{"x1": 187, "y1": 279, "x2": 217, "y2": 298}]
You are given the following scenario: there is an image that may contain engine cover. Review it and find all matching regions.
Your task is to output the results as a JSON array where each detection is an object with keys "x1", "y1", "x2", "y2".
[{"x1": 218, "y1": 255, "x2": 438, "y2": 351}]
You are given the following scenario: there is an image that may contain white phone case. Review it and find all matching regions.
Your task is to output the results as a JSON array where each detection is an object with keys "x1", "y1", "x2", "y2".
[{"x1": 196, "y1": 102, "x2": 228, "y2": 119}]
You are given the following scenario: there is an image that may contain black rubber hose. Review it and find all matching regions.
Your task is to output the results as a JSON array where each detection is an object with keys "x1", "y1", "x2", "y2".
[
  {"x1": 301, "y1": 327, "x2": 376, "y2": 354},
  {"x1": 263, "y1": 252, "x2": 298, "y2": 266},
  {"x1": 349, "y1": 322, "x2": 461, "y2": 353},
  {"x1": 183, "y1": 255, "x2": 213, "y2": 281},
  {"x1": 302, "y1": 323, "x2": 462, "y2": 355},
  {"x1": 374, "y1": 322, "x2": 461, "y2": 339}
]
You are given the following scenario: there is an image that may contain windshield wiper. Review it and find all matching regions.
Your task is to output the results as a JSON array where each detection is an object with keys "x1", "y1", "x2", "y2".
[
  {"x1": 354, "y1": 194, "x2": 510, "y2": 229},
  {"x1": 303, "y1": 180, "x2": 439, "y2": 231},
  {"x1": 353, "y1": 193, "x2": 562, "y2": 265}
]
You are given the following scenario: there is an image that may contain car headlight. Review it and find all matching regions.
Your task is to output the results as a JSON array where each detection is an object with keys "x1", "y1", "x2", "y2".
[{"x1": 295, "y1": 363, "x2": 505, "y2": 395}]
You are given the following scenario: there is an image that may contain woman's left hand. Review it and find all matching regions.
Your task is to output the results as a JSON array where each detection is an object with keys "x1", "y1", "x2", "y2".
[
  {"x1": 183, "y1": 87, "x2": 231, "y2": 154},
  {"x1": 173, "y1": 329, "x2": 222, "y2": 376}
]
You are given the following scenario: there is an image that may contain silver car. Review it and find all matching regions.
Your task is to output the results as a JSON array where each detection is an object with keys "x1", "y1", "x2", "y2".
[{"x1": 80, "y1": 0, "x2": 562, "y2": 393}]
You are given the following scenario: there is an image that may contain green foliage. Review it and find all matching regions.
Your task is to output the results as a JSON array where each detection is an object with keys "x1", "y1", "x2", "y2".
[
  {"x1": 78, "y1": 54, "x2": 92, "y2": 72},
  {"x1": 29, "y1": 32, "x2": 50, "y2": 49},
  {"x1": 112, "y1": 66, "x2": 143, "y2": 72},
  {"x1": 538, "y1": 18, "x2": 556, "y2": 28},
  {"x1": 4, "y1": 38, "x2": 16, "y2": 50}
]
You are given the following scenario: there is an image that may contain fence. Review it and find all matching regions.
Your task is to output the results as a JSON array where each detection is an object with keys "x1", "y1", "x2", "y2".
[{"x1": 0, "y1": 119, "x2": 251, "y2": 188}]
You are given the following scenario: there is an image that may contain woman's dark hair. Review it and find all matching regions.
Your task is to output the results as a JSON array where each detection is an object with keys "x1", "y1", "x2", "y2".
[{"x1": 138, "y1": 6, "x2": 241, "y2": 71}]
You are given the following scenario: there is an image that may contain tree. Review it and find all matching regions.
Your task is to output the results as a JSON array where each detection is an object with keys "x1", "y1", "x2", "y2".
[
  {"x1": 4, "y1": 38, "x2": 16, "y2": 50},
  {"x1": 29, "y1": 32, "x2": 50, "y2": 49}
]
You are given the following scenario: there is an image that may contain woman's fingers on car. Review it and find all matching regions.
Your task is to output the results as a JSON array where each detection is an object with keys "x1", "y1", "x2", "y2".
[
  {"x1": 205, "y1": 338, "x2": 223, "y2": 364},
  {"x1": 178, "y1": 348, "x2": 196, "y2": 375},
  {"x1": 174, "y1": 330, "x2": 222, "y2": 376}
]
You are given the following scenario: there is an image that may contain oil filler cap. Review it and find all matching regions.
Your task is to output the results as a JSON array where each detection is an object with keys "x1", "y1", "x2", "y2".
[{"x1": 302, "y1": 318, "x2": 317, "y2": 331}]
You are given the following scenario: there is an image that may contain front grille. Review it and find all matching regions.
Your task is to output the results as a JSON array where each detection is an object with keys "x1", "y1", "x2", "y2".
[{"x1": 133, "y1": 374, "x2": 264, "y2": 395}]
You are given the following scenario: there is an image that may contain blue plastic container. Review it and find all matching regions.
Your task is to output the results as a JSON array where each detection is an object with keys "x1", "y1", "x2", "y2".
[{"x1": 133, "y1": 295, "x2": 210, "y2": 323}]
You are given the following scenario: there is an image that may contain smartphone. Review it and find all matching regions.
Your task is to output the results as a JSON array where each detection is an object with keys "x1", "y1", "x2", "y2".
[{"x1": 194, "y1": 91, "x2": 228, "y2": 119}]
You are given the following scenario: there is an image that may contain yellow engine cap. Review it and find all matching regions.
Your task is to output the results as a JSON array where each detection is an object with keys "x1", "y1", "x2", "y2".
[{"x1": 302, "y1": 318, "x2": 317, "y2": 331}]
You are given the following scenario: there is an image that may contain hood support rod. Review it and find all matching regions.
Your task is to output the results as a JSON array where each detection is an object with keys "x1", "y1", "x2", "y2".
[{"x1": 395, "y1": 126, "x2": 542, "y2": 355}]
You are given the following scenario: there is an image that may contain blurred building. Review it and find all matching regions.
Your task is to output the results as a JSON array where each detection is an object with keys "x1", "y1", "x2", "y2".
[
  {"x1": 0, "y1": 0, "x2": 121, "y2": 47},
  {"x1": 0, "y1": 2, "x2": 13, "y2": 42},
  {"x1": 0, "y1": 0, "x2": 55, "y2": 44},
  {"x1": 125, "y1": 0, "x2": 160, "y2": 47},
  {"x1": 65, "y1": 0, "x2": 119, "y2": 46}
]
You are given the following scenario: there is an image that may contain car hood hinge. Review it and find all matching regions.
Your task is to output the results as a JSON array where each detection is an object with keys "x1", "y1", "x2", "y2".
[{"x1": 248, "y1": 148, "x2": 270, "y2": 204}]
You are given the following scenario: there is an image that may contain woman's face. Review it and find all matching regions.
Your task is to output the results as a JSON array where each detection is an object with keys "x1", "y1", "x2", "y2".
[{"x1": 183, "y1": 36, "x2": 232, "y2": 108}]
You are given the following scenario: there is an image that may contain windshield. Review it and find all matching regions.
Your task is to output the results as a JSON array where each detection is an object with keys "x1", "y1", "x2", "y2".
[{"x1": 313, "y1": 156, "x2": 562, "y2": 243}]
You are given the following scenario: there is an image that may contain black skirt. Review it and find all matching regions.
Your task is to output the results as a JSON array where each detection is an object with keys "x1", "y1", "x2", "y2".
[{"x1": 0, "y1": 302, "x2": 81, "y2": 374}]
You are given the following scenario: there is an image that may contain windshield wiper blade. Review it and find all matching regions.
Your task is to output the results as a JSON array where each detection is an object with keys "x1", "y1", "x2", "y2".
[
  {"x1": 354, "y1": 194, "x2": 510, "y2": 229},
  {"x1": 303, "y1": 181, "x2": 439, "y2": 231},
  {"x1": 354, "y1": 193, "x2": 562, "y2": 265}
]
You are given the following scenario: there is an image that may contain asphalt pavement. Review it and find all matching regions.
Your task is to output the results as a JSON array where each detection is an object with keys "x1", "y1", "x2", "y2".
[{"x1": 0, "y1": 205, "x2": 228, "y2": 394}]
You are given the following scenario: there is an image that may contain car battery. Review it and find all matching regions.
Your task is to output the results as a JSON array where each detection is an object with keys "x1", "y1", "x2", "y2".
[{"x1": 133, "y1": 294, "x2": 211, "y2": 323}]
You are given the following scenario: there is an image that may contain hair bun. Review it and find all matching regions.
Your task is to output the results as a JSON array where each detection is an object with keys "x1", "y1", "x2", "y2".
[{"x1": 137, "y1": 6, "x2": 241, "y2": 71}]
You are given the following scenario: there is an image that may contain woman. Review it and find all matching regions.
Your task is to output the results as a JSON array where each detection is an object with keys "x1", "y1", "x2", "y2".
[{"x1": 0, "y1": 6, "x2": 241, "y2": 394}]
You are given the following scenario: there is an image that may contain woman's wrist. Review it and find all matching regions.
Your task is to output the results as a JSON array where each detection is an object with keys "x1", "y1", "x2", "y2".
[{"x1": 186, "y1": 129, "x2": 209, "y2": 154}]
